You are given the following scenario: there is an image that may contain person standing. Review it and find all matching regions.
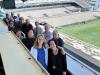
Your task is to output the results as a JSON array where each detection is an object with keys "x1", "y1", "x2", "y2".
[
  {"x1": 49, "y1": 30, "x2": 64, "y2": 47},
  {"x1": 22, "y1": 30, "x2": 35, "y2": 51},
  {"x1": 33, "y1": 21, "x2": 43, "y2": 38},
  {"x1": 21, "y1": 19, "x2": 33, "y2": 37},
  {"x1": 31, "y1": 34, "x2": 48, "y2": 69},
  {"x1": 14, "y1": 29, "x2": 25, "y2": 40},
  {"x1": 48, "y1": 39, "x2": 67, "y2": 75},
  {"x1": 43, "y1": 23, "x2": 52, "y2": 42}
]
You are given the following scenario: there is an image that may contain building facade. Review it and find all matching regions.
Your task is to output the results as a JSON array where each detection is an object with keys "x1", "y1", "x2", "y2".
[{"x1": 90, "y1": 0, "x2": 100, "y2": 11}]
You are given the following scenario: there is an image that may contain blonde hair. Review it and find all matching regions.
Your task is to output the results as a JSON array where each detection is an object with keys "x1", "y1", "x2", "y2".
[{"x1": 33, "y1": 34, "x2": 47, "y2": 48}]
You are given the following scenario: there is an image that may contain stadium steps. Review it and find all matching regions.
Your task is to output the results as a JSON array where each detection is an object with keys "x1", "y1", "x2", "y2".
[{"x1": 73, "y1": 0, "x2": 90, "y2": 10}]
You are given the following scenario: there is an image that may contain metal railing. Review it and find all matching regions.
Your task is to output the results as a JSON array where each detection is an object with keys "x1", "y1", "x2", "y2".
[{"x1": 65, "y1": 50, "x2": 100, "y2": 75}]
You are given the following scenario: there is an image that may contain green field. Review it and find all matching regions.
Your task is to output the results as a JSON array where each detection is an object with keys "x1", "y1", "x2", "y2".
[{"x1": 56, "y1": 19, "x2": 100, "y2": 48}]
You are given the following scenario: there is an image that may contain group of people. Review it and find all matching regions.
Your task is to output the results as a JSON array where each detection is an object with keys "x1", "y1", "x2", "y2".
[{"x1": 3, "y1": 12, "x2": 69, "y2": 75}]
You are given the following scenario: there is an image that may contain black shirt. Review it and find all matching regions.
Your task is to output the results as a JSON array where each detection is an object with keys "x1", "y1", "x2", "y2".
[
  {"x1": 22, "y1": 37, "x2": 35, "y2": 51},
  {"x1": 48, "y1": 38, "x2": 64, "y2": 47},
  {"x1": 21, "y1": 23, "x2": 33, "y2": 37},
  {"x1": 48, "y1": 48, "x2": 67, "y2": 75}
]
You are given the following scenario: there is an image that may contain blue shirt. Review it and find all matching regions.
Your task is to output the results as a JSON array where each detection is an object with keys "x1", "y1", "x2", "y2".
[{"x1": 37, "y1": 48, "x2": 47, "y2": 69}]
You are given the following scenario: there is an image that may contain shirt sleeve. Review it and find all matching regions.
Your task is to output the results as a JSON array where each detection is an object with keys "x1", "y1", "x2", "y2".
[
  {"x1": 60, "y1": 38, "x2": 64, "y2": 47},
  {"x1": 62, "y1": 54, "x2": 67, "y2": 71},
  {"x1": 30, "y1": 47, "x2": 37, "y2": 60}
]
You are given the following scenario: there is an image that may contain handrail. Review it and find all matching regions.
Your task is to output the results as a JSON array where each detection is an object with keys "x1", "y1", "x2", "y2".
[
  {"x1": 59, "y1": 32, "x2": 100, "y2": 74},
  {"x1": 65, "y1": 51, "x2": 99, "y2": 75}
]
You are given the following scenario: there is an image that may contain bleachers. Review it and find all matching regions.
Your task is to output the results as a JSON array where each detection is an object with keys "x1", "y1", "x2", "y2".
[
  {"x1": 14, "y1": 0, "x2": 89, "y2": 11},
  {"x1": 13, "y1": 8, "x2": 100, "y2": 27},
  {"x1": 64, "y1": 6, "x2": 81, "y2": 12}
]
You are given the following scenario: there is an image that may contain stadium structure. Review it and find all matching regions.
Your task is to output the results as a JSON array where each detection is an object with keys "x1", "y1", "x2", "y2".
[
  {"x1": 0, "y1": 0, "x2": 100, "y2": 75},
  {"x1": 90, "y1": 0, "x2": 100, "y2": 11}
]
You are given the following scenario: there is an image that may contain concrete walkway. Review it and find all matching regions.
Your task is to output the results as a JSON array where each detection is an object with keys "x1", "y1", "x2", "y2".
[{"x1": 13, "y1": 8, "x2": 100, "y2": 27}]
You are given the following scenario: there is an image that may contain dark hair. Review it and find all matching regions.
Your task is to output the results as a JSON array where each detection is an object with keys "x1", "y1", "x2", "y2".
[
  {"x1": 13, "y1": 16, "x2": 17, "y2": 19},
  {"x1": 48, "y1": 39, "x2": 56, "y2": 46},
  {"x1": 27, "y1": 29, "x2": 33, "y2": 33},
  {"x1": 14, "y1": 29, "x2": 21, "y2": 34},
  {"x1": 6, "y1": 13, "x2": 9, "y2": 16}
]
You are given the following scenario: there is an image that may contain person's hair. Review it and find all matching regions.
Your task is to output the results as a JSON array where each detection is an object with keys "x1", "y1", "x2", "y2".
[
  {"x1": 53, "y1": 30, "x2": 58, "y2": 34},
  {"x1": 35, "y1": 21, "x2": 39, "y2": 25},
  {"x1": 33, "y1": 34, "x2": 47, "y2": 48},
  {"x1": 6, "y1": 13, "x2": 9, "y2": 17},
  {"x1": 44, "y1": 23, "x2": 50, "y2": 28},
  {"x1": 27, "y1": 29, "x2": 33, "y2": 33},
  {"x1": 53, "y1": 30, "x2": 59, "y2": 37},
  {"x1": 48, "y1": 39, "x2": 56, "y2": 46},
  {"x1": 14, "y1": 29, "x2": 21, "y2": 34},
  {"x1": 13, "y1": 16, "x2": 17, "y2": 19}
]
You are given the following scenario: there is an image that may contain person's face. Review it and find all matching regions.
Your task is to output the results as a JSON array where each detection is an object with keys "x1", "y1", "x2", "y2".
[
  {"x1": 11, "y1": 12, "x2": 14, "y2": 17},
  {"x1": 38, "y1": 36, "x2": 44, "y2": 45},
  {"x1": 5, "y1": 18, "x2": 9, "y2": 23},
  {"x1": 16, "y1": 31, "x2": 21, "y2": 37},
  {"x1": 6, "y1": 14, "x2": 9, "y2": 18},
  {"x1": 10, "y1": 21, "x2": 14, "y2": 25},
  {"x1": 17, "y1": 13, "x2": 20, "y2": 17},
  {"x1": 53, "y1": 31, "x2": 59, "y2": 38},
  {"x1": 26, "y1": 19, "x2": 30, "y2": 24},
  {"x1": 35, "y1": 22, "x2": 39, "y2": 27},
  {"x1": 50, "y1": 41, "x2": 56, "y2": 49},
  {"x1": 28, "y1": 30, "x2": 34, "y2": 38},
  {"x1": 45, "y1": 25, "x2": 49, "y2": 32}
]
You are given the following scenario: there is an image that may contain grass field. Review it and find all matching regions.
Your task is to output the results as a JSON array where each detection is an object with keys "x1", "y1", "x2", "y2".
[{"x1": 56, "y1": 19, "x2": 100, "y2": 48}]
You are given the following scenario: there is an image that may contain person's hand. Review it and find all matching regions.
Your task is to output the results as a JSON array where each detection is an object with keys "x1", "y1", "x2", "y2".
[
  {"x1": 63, "y1": 71, "x2": 66, "y2": 75},
  {"x1": 58, "y1": 46, "x2": 65, "y2": 55}
]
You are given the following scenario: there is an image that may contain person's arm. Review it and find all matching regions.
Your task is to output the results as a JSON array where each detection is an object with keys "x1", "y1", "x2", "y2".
[
  {"x1": 62, "y1": 54, "x2": 67, "y2": 75},
  {"x1": 48, "y1": 48, "x2": 53, "y2": 73},
  {"x1": 31, "y1": 24, "x2": 33, "y2": 30},
  {"x1": 30, "y1": 47, "x2": 37, "y2": 60},
  {"x1": 58, "y1": 38, "x2": 64, "y2": 47},
  {"x1": 59, "y1": 47, "x2": 67, "y2": 74},
  {"x1": 58, "y1": 46, "x2": 65, "y2": 55},
  {"x1": 63, "y1": 71, "x2": 66, "y2": 75}
]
